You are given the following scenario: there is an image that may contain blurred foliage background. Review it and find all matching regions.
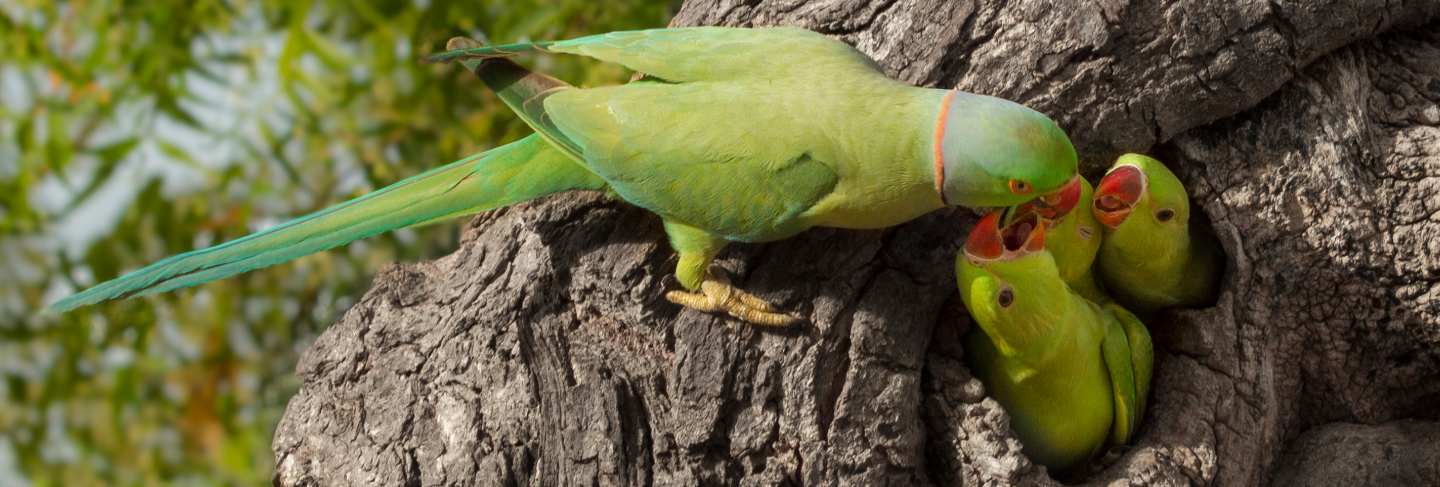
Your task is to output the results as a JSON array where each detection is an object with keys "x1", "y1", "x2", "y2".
[{"x1": 0, "y1": 0, "x2": 675, "y2": 484}]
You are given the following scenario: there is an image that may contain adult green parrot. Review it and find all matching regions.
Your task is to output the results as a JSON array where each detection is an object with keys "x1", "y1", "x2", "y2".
[
  {"x1": 51, "y1": 27, "x2": 1080, "y2": 326},
  {"x1": 957, "y1": 211, "x2": 1152, "y2": 472},
  {"x1": 1092, "y1": 153, "x2": 1222, "y2": 312},
  {"x1": 1001, "y1": 176, "x2": 1107, "y2": 302}
]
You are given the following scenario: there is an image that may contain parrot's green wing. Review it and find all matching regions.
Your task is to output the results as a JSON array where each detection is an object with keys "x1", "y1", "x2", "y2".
[
  {"x1": 1099, "y1": 306, "x2": 1141, "y2": 446},
  {"x1": 1098, "y1": 302, "x2": 1154, "y2": 447},
  {"x1": 441, "y1": 38, "x2": 840, "y2": 241},
  {"x1": 1108, "y1": 303, "x2": 1153, "y2": 417},
  {"x1": 543, "y1": 82, "x2": 840, "y2": 241},
  {"x1": 428, "y1": 27, "x2": 883, "y2": 83}
]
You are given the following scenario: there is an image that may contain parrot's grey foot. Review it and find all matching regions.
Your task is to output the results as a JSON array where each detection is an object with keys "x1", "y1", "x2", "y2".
[{"x1": 665, "y1": 276, "x2": 799, "y2": 327}]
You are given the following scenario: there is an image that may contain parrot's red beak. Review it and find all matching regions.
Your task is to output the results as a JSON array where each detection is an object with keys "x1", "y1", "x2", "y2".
[
  {"x1": 1017, "y1": 175, "x2": 1083, "y2": 222},
  {"x1": 1093, "y1": 165, "x2": 1145, "y2": 229},
  {"x1": 965, "y1": 211, "x2": 1046, "y2": 262}
]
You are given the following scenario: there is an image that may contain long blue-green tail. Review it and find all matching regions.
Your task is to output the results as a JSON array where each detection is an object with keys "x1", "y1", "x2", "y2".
[{"x1": 48, "y1": 134, "x2": 604, "y2": 312}]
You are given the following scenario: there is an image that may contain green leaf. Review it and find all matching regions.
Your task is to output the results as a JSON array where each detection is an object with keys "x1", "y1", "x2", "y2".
[
  {"x1": 301, "y1": 28, "x2": 348, "y2": 70},
  {"x1": 59, "y1": 137, "x2": 140, "y2": 215},
  {"x1": 155, "y1": 139, "x2": 204, "y2": 171},
  {"x1": 156, "y1": 94, "x2": 202, "y2": 129}
]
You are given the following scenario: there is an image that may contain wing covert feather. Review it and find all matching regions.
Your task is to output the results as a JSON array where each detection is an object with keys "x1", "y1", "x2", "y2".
[{"x1": 545, "y1": 82, "x2": 839, "y2": 241}]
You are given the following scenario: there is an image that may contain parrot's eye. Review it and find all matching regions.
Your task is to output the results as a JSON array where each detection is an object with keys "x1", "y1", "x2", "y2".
[
  {"x1": 1007, "y1": 179, "x2": 1031, "y2": 195},
  {"x1": 997, "y1": 286, "x2": 1015, "y2": 308},
  {"x1": 1155, "y1": 208, "x2": 1176, "y2": 222}
]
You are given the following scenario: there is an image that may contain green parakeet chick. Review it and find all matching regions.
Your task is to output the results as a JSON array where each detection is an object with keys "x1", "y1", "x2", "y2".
[
  {"x1": 957, "y1": 211, "x2": 1152, "y2": 472},
  {"x1": 52, "y1": 27, "x2": 1080, "y2": 327},
  {"x1": 1092, "y1": 153, "x2": 1222, "y2": 312},
  {"x1": 1003, "y1": 176, "x2": 1107, "y2": 302}
]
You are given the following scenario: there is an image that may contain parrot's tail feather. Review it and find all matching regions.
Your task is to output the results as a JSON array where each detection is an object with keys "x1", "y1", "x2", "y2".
[
  {"x1": 48, "y1": 134, "x2": 604, "y2": 312},
  {"x1": 442, "y1": 37, "x2": 585, "y2": 160},
  {"x1": 472, "y1": 56, "x2": 585, "y2": 159}
]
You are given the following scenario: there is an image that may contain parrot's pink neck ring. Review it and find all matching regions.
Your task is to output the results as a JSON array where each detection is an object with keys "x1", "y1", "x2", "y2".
[{"x1": 933, "y1": 89, "x2": 957, "y2": 206}]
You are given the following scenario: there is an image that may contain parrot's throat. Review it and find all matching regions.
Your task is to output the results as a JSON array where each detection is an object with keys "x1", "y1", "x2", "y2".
[
  {"x1": 1002, "y1": 215, "x2": 1038, "y2": 251},
  {"x1": 965, "y1": 212, "x2": 1047, "y2": 262},
  {"x1": 932, "y1": 89, "x2": 958, "y2": 205}
]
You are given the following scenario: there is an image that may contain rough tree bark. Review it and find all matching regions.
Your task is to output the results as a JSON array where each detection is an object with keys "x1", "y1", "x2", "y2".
[{"x1": 271, "y1": 1, "x2": 1440, "y2": 485}]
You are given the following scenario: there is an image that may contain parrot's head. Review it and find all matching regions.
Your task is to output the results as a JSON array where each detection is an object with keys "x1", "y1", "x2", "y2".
[
  {"x1": 1092, "y1": 153, "x2": 1191, "y2": 234},
  {"x1": 956, "y1": 211, "x2": 1070, "y2": 355},
  {"x1": 934, "y1": 91, "x2": 1078, "y2": 209}
]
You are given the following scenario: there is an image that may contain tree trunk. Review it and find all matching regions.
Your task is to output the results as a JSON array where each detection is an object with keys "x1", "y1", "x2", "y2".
[{"x1": 272, "y1": 1, "x2": 1440, "y2": 485}]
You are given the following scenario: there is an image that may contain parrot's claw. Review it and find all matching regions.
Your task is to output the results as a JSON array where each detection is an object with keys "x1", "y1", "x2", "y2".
[{"x1": 665, "y1": 278, "x2": 799, "y2": 327}]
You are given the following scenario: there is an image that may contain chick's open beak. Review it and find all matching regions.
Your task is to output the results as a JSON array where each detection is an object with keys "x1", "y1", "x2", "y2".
[
  {"x1": 1093, "y1": 165, "x2": 1145, "y2": 229},
  {"x1": 965, "y1": 211, "x2": 1048, "y2": 262},
  {"x1": 1000, "y1": 212, "x2": 1047, "y2": 254}
]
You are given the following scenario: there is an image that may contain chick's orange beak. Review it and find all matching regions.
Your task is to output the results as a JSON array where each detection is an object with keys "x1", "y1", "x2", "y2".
[
  {"x1": 965, "y1": 212, "x2": 1005, "y2": 261},
  {"x1": 965, "y1": 211, "x2": 1047, "y2": 261},
  {"x1": 1093, "y1": 165, "x2": 1145, "y2": 229}
]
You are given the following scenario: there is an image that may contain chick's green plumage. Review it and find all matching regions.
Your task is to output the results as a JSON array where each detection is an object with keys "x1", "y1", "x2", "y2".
[
  {"x1": 958, "y1": 212, "x2": 1151, "y2": 472},
  {"x1": 1092, "y1": 153, "x2": 1222, "y2": 313},
  {"x1": 52, "y1": 27, "x2": 1079, "y2": 326}
]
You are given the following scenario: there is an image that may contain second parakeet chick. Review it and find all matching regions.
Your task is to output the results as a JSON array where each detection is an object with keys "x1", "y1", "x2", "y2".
[
  {"x1": 957, "y1": 211, "x2": 1152, "y2": 472},
  {"x1": 1092, "y1": 153, "x2": 1222, "y2": 312},
  {"x1": 1003, "y1": 176, "x2": 1107, "y2": 302}
]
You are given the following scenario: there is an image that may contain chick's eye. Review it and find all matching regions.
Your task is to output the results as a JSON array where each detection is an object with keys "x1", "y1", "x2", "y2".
[
  {"x1": 1155, "y1": 208, "x2": 1176, "y2": 222},
  {"x1": 1008, "y1": 179, "x2": 1031, "y2": 195},
  {"x1": 997, "y1": 286, "x2": 1015, "y2": 308}
]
